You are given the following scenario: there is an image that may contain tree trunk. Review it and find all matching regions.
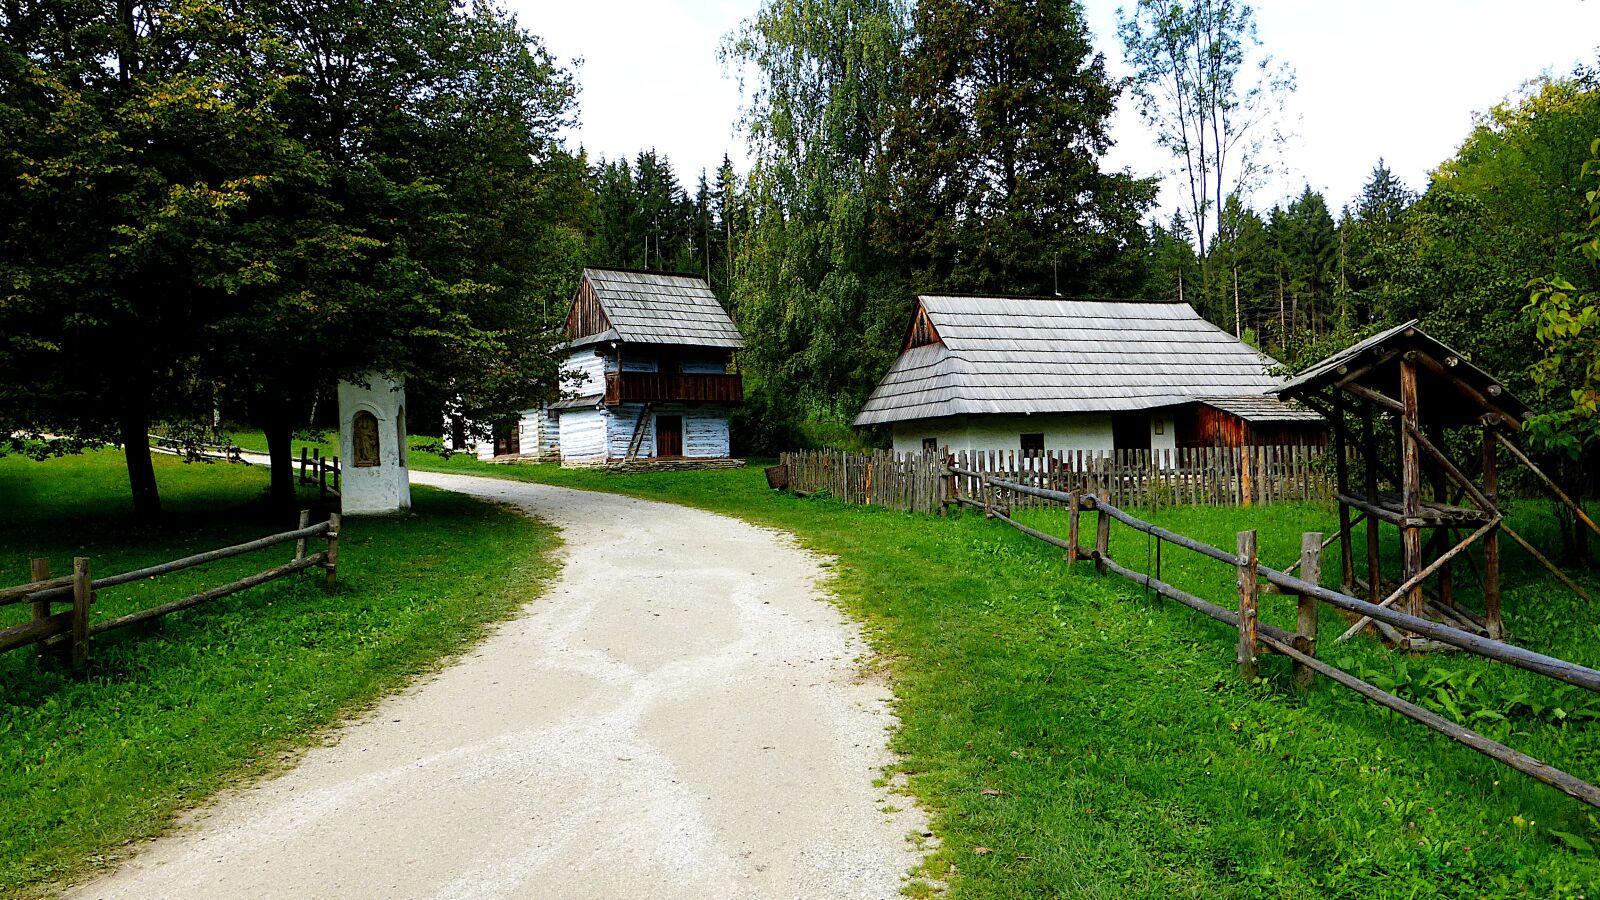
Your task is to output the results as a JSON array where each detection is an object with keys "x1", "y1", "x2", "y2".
[
  {"x1": 263, "y1": 411, "x2": 297, "y2": 513},
  {"x1": 120, "y1": 411, "x2": 160, "y2": 519}
]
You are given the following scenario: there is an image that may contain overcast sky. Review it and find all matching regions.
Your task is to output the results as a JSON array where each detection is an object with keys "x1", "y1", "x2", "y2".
[{"x1": 513, "y1": 0, "x2": 1600, "y2": 217}]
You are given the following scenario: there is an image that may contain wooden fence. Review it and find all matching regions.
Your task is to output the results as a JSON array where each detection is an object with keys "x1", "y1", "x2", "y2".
[
  {"x1": 299, "y1": 447, "x2": 341, "y2": 499},
  {"x1": 781, "y1": 444, "x2": 1337, "y2": 513},
  {"x1": 953, "y1": 466, "x2": 1600, "y2": 810},
  {"x1": 0, "y1": 511, "x2": 340, "y2": 668},
  {"x1": 780, "y1": 449, "x2": 948, "y2": 514}
]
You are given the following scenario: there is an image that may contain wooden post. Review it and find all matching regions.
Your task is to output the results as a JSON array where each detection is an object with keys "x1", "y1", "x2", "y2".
[
  {"x1": 300, "y1": 446, "x2": 309, "y2": 485},
  {"x1": 1067, "y1": 492, "x2": 1081, "y2": 564},
  {"x1": 1361, "y1": 401, "x2": 1383, "y2": 607},
  {"x1": 319, "y1": 457, "x2": 328, "y2": 497},
  {"x1": 324, "y1": 514, "x2": 340, "y2": 587},
  {"x1": 71, "y1": 556, "x2": 91, "y2": 668},
  {"x1": 1095, "y1": 493, "x2": 1111, "y2": 574},
  {"x1": 1237, "y1": 530, "x2": 1259, "y2": 681},
  {"x1": 294, "y1": 509, "x2": 311, "y2": 562},
  {"x1": 30, "y1": 558, "x2": 50, "y2": 663},
  {"x1": 333, "y1": 456, "x2": 340, "y2": 492},
  {"x1": 1332, "y1": 391, "x2": 1355, "y2": 592},
  {"x1": 1399, "y1": 356, "x2": 1425, "y2": 625},
  {"x1": 1295, "y1": 532, "x2": 1323, "y2": 691},
  {"x1": 1483, "y1": 428, "x2": 1504, "y2": 639}
]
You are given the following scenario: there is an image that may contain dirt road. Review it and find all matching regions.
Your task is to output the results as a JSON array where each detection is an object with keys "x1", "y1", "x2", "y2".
[{"x1": 72, "y1": 471, "x2": 925, "y2": 899}]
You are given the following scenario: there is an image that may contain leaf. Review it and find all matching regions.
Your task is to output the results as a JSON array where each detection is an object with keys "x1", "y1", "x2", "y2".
[
  {"x1": 981, "y1": 788, "x2": 1005, "y2": 796},
  {"x1": 973, "y1": 846, "x2": 993, "y2": 855},
  {"x1": 1550, "y1": 829, "x2": 1594, "y2": 854}
]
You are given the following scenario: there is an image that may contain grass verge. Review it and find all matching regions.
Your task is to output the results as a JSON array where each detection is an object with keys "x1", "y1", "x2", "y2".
[
  {"x1": 412, "y1": 454, "x2": 1600, "y2": 899},
  {"x1": 0, "y1": 450, "x2": 559, "y2": 896}
]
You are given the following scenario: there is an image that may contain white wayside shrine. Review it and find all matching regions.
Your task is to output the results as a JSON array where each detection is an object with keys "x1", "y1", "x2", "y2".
[{"x1": 338, "y1": 374, "x2": 412, "y2": 515}]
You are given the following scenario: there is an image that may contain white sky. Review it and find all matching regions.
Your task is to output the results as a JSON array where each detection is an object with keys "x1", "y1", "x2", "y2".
[{"x1": 512, "y1": 0, "x2": 1600, "y2": 216}]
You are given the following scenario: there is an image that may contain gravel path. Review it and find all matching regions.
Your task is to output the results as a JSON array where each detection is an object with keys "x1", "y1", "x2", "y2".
[{"x1": 72, "y1": 470, "x2": 926, "y2": 899}]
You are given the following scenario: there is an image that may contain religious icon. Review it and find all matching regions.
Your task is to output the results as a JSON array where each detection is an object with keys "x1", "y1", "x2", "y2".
[{"x1": 353, "y1": 410, "x2": 381, "y2": 467}]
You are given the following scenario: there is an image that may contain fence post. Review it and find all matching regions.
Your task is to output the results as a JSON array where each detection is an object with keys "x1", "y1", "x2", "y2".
[
  {"x1": 294, "y1": 509, "x2": 311, "y2": 562},
  {"x1": 1295, "y1": 532, "x2": 1323, "y2": 691},
  {"x1": 1236, "y1": 531, "x2": 1258, "y2": 682},
  {"x1": 333, "y1": 456, "x2": 340, "y2": 493},
  {"x1": 1094, "y1": 494, "x2": 1111, "y2": 574},
  {"x1": 1067, "y1": 492, "x2": 1081, "y2": 564},
  {"x1": 71, "y1": 556, "x2": 92, "y2": 668},
  {"x1": 319, "y1": 457, "x2": 328, "y2": 497},
  {"x1": 300, "y1": 446, "x2": 308, "y2": 485},
  {"x1": 983, "y1": 477, "x2": 994, "y2": 518},
  {"x1": 29, "y1": 558, "x2": 50, "y2": 664},
  {"x1": 324, "y1": 514, "x2": 340, "y2": 587}
]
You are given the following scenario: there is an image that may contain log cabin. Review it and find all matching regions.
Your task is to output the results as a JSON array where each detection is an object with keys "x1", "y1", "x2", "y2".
[
  {"x1": 475, "y1": 268, "x2": 745, "y2": 466},
  {"x1": 854, "y1": 295, "x2": 1324, "y2": 456}
]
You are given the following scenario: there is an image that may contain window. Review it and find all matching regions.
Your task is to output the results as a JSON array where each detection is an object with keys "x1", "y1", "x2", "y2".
[
  {"x1": 921, "y1": 437, "x2": 938, "y2": 452},
  {"x1": 1153, "y1": 417, "x2": 1165, "y2": 435},
  {"x1": 1020, "y1": 433, "x2": 1044, "y2": 455}
]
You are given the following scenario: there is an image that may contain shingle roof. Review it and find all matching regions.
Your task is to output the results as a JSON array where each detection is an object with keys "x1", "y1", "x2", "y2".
[
  {"x1": 571, "y1": 268, "x2": 744, "y2": 349},
  {"x1": 854, "y1": 296, "x2": 1286, "y2": 426},
  {"x1": 1199, "y1": 395, "x2": 1323, "y2": 423}
]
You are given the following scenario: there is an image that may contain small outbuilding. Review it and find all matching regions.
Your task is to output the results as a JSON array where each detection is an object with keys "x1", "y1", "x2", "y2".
[{"x1": 854, "y1": 295, "x2": 1323, "y2": 456}]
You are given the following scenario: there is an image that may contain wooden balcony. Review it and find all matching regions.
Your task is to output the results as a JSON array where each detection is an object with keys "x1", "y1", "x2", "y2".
[{"x1": 604, "y1": 372, "x2": 743, "y2": 405}]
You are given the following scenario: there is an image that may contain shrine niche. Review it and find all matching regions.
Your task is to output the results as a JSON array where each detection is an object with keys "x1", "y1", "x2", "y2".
[
  {"x1": 338, "y1": 374, "x2": 411, "y2": 516},
  {"x1": 352, "y1": 411, "x2": 381, "y2": 468}
]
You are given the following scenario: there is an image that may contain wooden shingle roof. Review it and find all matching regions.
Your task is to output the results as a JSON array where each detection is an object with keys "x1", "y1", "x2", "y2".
[
  {"x1": 854, "y1": 296, "x2": 1286, "y2": 426},
  {"x1": 567, "y1": 268, "x2": 744, "y2": 349}
]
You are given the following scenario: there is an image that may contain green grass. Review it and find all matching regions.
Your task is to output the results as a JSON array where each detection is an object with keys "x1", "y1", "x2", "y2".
[
  {"x1": 0, "y1": 450, "x2": 559, "y2": 896},
  {"x1": 407, "y1": 453, "x2": 1600, "y2": 898}
]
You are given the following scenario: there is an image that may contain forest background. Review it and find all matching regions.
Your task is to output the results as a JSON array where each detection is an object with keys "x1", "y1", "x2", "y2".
[{"x1": 3, "y1": 0, "x2": 1600, "y2": 534}]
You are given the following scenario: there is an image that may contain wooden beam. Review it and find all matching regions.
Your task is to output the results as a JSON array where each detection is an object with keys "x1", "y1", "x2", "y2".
[
  {"x1": 1334, "y1": 517, "x2": 1499, "y2": 643},
  {"x1": 1295, "y1": 533, "x2": 1323, "y2": 691},
  {"x1": 1237, "y1": 531, "x2": 1259, "y2": 681},
  {"x1": 1344, "y1": 381, "x2": 1406, "y2": 415},
  {"x1": 1333, "y1": 391, "x2": 1356, "y2": 592},
  {"x1": 1412, "y1": 351, "x2": 1523, "y2": 431},
  {"x1": 1399, "y1": 357, "x2": 1425, "y2": 619},
  {"x1": 1501, "y1": 522, "x2": 1596, "y2": 606},
  {"x1": 1495, "y1": 431, "x2": 1600, "y2": 544},
  {"x1": 1483, "y1": 429, "x2": 1504, "y2": 639}
]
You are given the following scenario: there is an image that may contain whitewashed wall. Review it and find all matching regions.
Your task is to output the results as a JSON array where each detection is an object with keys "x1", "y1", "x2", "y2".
[
  {"x1": 558, "y1": 408, "x2": 607, "y2": 464},
  {"x1": 1149, "y1": 407, "x2": 1178, "y2": 456},
  {"x1": 562, "y1": 348, "x2": 610, "y2": 396},
  {"x1": 678, "y1": 409, "x2": 731, "y2": 458},
  {"x1": 338, "y1": 374, "x2": 412, "y2": 516},
  {"x1": 605, "y1": 404, "x2": 653, "y2": 459},
  {"x1": 892, "y1": 413, "x2": 1115, "y2": 456}
]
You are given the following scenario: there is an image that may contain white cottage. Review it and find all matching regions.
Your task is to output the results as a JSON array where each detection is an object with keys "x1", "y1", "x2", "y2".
[
  {"x1": 854, "y1": 296, "x2": 1323, "y2": 456},
  {"x1": 553, "y1": 268, "x2": 744, "y2": 465}
]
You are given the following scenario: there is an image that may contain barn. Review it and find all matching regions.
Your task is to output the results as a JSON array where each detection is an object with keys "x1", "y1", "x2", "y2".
[{"x1": 854, "y1": 295, "x2": 1323, "y2": 456}]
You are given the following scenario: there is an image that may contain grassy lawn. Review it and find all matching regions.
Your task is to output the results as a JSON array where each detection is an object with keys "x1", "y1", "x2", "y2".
[
  {"x1": 410, "y1": 453, "x2": 1600, "y2": 899},
  {"x1": 0, "y1": 450, "x2": 559, "y2": 897}
]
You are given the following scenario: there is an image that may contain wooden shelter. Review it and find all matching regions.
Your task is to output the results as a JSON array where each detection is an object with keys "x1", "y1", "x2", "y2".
[{"x1": 1277, "y1": 320, "x2": 1547, "y2": 646}]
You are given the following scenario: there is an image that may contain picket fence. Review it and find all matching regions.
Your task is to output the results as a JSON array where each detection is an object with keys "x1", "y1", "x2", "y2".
[{"x1": 780, "y1": 444, "x2": 1339, "y2": 513}]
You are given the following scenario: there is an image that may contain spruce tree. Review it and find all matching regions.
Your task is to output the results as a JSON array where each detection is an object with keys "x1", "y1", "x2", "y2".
[{"x1": 878, "y1": 0, "x2": 1155, "y2": 296}]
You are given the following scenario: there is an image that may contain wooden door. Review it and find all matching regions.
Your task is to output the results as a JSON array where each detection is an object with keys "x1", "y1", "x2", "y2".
[
  {"x1": 494, "y1": 421, "x2": 521, "y2": 456},
  {"x1": 655, "y1": 415, "x2": 683, "y2": 457}
]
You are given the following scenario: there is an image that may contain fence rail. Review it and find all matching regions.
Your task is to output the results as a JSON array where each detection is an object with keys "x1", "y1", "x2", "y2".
[
  {"x1": 299, "y1": 447, "x2": 341, "y2": 499},
  {"x1": 951, "y1": 465, "x2": 1600, "y2": 809},
  {"x1": 782, "y1": 444, "x2": 1337, "y2": 513},
  {"x1": 0, "y1": 512, "x2": 340, "y2": 668}
]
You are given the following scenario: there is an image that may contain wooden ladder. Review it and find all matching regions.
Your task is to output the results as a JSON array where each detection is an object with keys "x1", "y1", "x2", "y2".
[{"x1": 625, "y1": 403, "x2": 653, "y2": 459}]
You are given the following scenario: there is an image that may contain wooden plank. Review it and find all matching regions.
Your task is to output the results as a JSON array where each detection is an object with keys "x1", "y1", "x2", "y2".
[
  {"x1": 1067, "y1": 493, "x2": 1081, "y2": 564},
  {"x1": 0, "y1": 610, "x2": 71, "y2": 655}
]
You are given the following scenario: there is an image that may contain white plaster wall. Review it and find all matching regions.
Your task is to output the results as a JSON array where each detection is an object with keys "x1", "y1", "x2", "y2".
[
  {"x1": 562, "y1": 349, "x2": 610, "y2": 396},
  {"x1": 558, "y1": 408, "x2": 606, "y2": 463},
  {"x1": 1149, "y1": 407, "x2": 1178, "y2": 459},
  {"x1": 891, "y1": 414, "x2": 1114, "y2": 457},
  {"x1": 338, "y1": 374, "x2": 412, "y2": 516}
]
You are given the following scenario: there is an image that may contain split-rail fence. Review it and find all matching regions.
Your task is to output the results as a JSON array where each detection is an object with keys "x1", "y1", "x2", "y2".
[
  {"x1": 948, "y1": 466, "x2": 1600, "y2": 810},
  {"x1": 0, "y1": 511, "x2": 340, "y2": 669},
  {"x1": 781, "y1": 444, "x2": 1338, "y2": 514}
]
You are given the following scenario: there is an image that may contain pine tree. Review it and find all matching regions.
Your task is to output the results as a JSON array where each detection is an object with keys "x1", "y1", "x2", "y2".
[{"x1": 878, "y1": 0, "x2": 1155, "y2": 296}]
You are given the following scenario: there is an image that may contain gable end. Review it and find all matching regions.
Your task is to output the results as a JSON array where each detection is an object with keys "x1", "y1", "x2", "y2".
[
  {"x1": 902, "y1": 302, "x2": 943, "y2": 352},
  {"x1": 564, "y1": 275, "x2": 612, "y2": 342}
]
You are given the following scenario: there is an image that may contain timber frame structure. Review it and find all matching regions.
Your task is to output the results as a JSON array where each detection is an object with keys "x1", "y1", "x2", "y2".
[{"x1": 1277, "y1": 321, "x2": 1595, "y2": 648}]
